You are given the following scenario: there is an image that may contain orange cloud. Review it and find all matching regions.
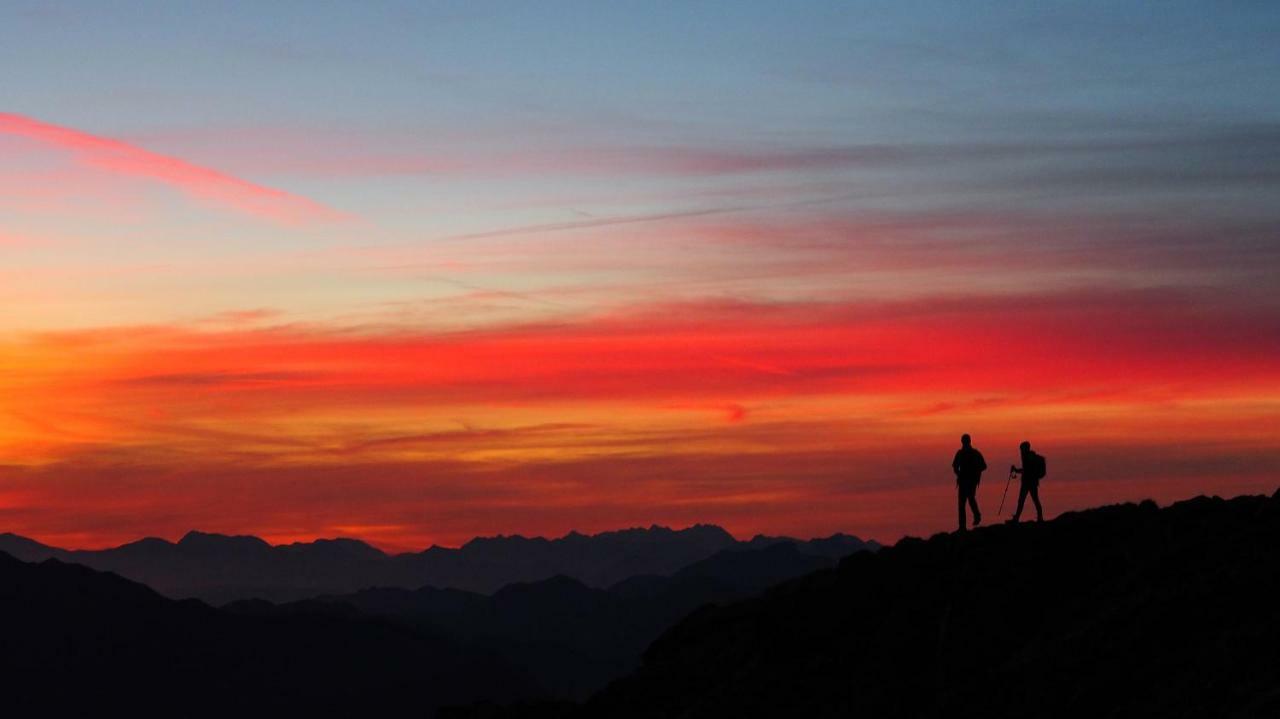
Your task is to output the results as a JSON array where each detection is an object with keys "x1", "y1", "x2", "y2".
[
  {"x1": 0, "y1": 112, "x2": 346, "y2": 224},
  {"x1": 6, "y1": 289, "x2": 1277, "y2": 448},
  {"x1": 1, "y1": 289, "x2": 1277, "y2": 548}
]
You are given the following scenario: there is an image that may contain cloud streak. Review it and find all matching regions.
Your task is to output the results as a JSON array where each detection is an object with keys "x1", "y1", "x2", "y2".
[
  {"x1": 154, "y1": 124, "x2": 1280, "y2": 187},
  {"x1": 0, "y1": 112, "x2": 346, "y2": 224},
  {"x1": 5, "y1": 287, "x2": 1276, "y2": 454},
  {"x1": 19, "y1": 291, "x2": 1266, "y2": 408}
]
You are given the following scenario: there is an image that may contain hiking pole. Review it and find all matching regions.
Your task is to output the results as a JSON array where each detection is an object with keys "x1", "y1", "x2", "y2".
[{"x1": 997, "y1": 467, "x2": 1016, "y2": 516}]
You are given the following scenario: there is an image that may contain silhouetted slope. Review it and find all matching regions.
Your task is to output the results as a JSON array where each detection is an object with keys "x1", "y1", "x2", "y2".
[
  {"x1": 0, "y1": 524, "x2": 875, "y2": 602},
  {"x1": 581, "y1": 492, "x2": 1280, "y2": 718},
  {"x1": 229, "y1": 542, "x2": 852, "y2": 700},
  {"x1": 0, "y1": 531, "x2": 67, "y2": 561},
  {"x1": 0, "y1": 530, "x2": 393, "y2": 602},
  {"x1": 0, "y1": 552, "x2": 534, "y2": 717}
]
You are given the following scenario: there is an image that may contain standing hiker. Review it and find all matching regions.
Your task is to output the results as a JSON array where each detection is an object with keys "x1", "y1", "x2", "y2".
[
  {"x1": 1009, "y1": 440, "x2": 1046, "y2": 523},
  {"x1": 952, "y1": 434, "x2": 987, "y2": 531}
]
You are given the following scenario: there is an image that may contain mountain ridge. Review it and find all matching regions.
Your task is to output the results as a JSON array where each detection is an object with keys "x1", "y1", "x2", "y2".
[
  {"x1": 556, "y1": 489, "x2": 1280, "y2": 719},
  {"x1": 0, "y1": 523, "x2": 878, "y2": 602},
  {"x1": 0, "y1": 522, "x2": 839, "y2": 558}
]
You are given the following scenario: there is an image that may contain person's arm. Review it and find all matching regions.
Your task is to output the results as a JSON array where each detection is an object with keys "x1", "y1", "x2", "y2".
[
  {"x1": 1010, "y1": 464, "x2": 1022, "y2": 475},
  {"x1": 952, "y1": 451, "x2": 962, "y2": 476},
  {"x1": 977, "y1": 451, "x2": 987, "y2": 472}
]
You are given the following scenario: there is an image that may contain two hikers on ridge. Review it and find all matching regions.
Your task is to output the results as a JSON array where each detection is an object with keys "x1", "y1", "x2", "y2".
[{"x1": 952, "y1": 434, "x2": 1046, "y2": 531}]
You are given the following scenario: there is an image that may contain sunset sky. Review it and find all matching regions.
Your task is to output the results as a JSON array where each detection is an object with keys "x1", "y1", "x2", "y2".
[{"x1": 2, "y1": 1, "x2": 1278, "y2": 550}]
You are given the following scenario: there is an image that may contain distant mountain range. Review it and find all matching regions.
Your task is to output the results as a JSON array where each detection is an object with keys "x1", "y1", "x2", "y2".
[
  {"x1": 0, "y1": 536, "x2": 874, "y2": 711},
  {"x1": 0, "y1": 525, "x2": 878, "y2": 603},
  {"x1": 474, "y1": 490, "x2": 1280, "y2": 719},
  {"x1": 230, "y1": 541, "x2": 846, "y2": 699}
]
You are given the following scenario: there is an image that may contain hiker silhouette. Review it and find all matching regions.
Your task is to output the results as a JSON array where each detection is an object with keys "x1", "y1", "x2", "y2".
[
  {"x1": 952, "y1": 433, "x2": 987, "y2": 530},
  {"x1": 1009, "y1": 440, "x2": 1046, "y2": 523}
]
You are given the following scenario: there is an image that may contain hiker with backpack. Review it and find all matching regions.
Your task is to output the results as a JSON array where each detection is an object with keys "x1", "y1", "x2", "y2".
[
  {"x1": 1009, "y1": 441, "x2": 1046, "y2": 523},
  {"x1": 952, "y1": 433, "x2": 987, "y2": 531}
]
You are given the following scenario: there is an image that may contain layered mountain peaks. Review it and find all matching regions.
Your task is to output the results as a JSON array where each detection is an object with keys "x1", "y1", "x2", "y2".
[{"x1": 0, "y1": 523, "x2": 874, "y2": 602}]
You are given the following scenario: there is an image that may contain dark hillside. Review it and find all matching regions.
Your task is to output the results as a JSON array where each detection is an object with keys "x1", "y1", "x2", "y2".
[
  {"x1": 583, "y1": 491, "x2": 1280, "y2": 718},
  {"x1": 0, "y1": 553, "x2": 533, "y2": 717},
  {"x1": 233, "y1": 541, "x2": 842, "y2": 700}
]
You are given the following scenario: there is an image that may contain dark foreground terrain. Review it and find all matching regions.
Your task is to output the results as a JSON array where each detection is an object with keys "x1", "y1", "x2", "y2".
[
  {"x1": 0, "y1": 538, "x2": 864, "y2": 713},
  {"x1": 231, "y1": 541, "x2": 842, "y2": 699},
  {"x1": 4, "y1": 491, "x2": 1278, "y2": 718},
  {"x1": 456, "y1": 490, "x2": 1280, "y2": 718},
  {"x1": 0, "y1": 552, "x2": 532, "y2": 717}
]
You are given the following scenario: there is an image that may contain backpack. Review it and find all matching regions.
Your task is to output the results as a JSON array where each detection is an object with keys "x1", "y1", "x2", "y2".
[{"x1": 1027, "y1": 452, "x2": 1047, "y2": 481}]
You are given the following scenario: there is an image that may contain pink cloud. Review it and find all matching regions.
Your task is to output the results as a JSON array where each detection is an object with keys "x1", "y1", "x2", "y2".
[
  {"x1": 0, "y1": 112, "x2": 346, "y2": 224},
  {"x1": 0, "y1": 231, "x2": 35, "y2": 247}
]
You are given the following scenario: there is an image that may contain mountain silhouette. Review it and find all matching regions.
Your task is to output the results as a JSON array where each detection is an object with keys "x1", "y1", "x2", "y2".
[
  {"x1": 0, "y1": 524, "x2": 876, "y2": 603},
  {"x1": 446, "y1": 490, "x2": 1280, "y2": 718},
  {"x1": 0, "y1": 551, "x2": 537, "y2": 717},
  {"x1": 227, "y1": 541, "x2": 849, "y2": 700}
]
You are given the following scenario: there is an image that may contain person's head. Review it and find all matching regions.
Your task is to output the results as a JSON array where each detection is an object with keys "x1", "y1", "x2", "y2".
[
  {"x1": 961, "y1": 434, "x2": 971, "y2": 447},
  {"x1": 1020, "y1": 440, "x2": 1031, "y2": 453}
]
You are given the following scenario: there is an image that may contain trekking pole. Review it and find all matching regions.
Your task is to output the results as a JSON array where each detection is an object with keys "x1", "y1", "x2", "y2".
[{"x1": 997, "y1": 467, "x2": 1015, "y2": 516}]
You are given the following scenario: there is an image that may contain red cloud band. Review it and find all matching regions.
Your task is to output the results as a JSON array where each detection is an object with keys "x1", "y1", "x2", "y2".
[
  {"x1": 59, "y1": 289, "x2": 1273, "y2": 404},
  {"x1": 4, "y1": 288, "x2": 1278, "y2": 549}
]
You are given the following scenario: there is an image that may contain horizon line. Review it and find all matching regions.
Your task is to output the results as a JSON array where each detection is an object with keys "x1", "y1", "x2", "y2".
[{"x1": 1, "y1": 521, "x2": 877, "y2": 557}]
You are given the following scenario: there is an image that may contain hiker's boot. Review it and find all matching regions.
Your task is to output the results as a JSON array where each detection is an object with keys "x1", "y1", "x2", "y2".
[{"x1": 972, "y1": 513, "x2": 982, "y2": 527}]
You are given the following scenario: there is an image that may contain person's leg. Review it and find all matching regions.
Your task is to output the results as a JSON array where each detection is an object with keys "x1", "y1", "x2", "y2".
[
  {"x1": 957, "y1": 488, "x2": 967, "y2": 531},
  {"x1": 1012, "y1": 483, "x2": 1029, "y2": 522},
  {"x1": 968, "y1": 493, "x2": 981, "y2": 526},
  {"x1": 1030, "y1": 484, "x2": 1043, "y2": 521}
]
